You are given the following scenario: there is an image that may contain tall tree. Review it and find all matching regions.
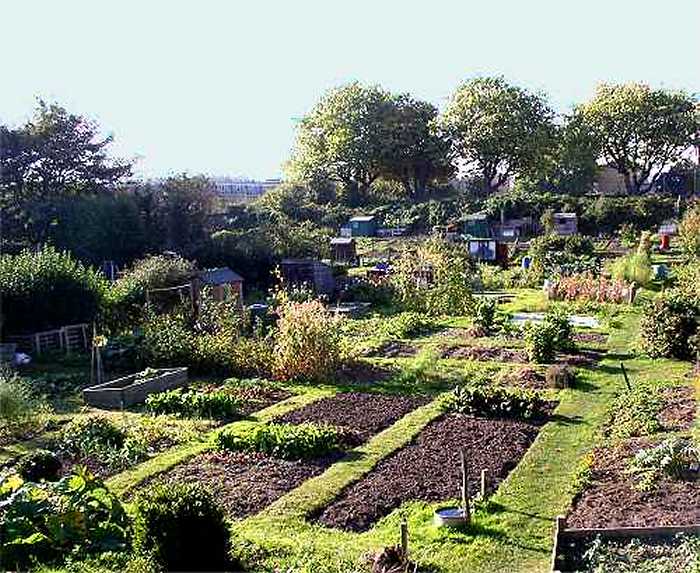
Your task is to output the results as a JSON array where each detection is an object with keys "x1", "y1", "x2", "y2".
[
  {"x1": 1, "y1": 100, "x2": 133, "y2": 246},
  {"x1": 287, "y1": 82, "x2": 395, "y2": 206},
  {"x1": 440, "y1": 77, "x2": 555, "y2": 193},
  {"x1": 574, "y1": 83, "x2": 700, "y2": 194},
  {"x1": 382, "y1": 95, "x2": 453, "y2": 198}
]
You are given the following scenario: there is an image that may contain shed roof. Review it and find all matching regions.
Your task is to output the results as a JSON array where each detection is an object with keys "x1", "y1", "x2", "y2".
[
  {"x1": 350, "y1": 215, "x2": 376, "y2": 222},
  {"x1": 199, "y1": 267, "x2": 244, "y2": 285},
  {"x1": 331, "y1": 237, "x2": 355, "y2": 245},
  {"x1": 465, "y1": 212, "x2": 489, "y2": 221},
  {"x1": 554, "y1": 212, "x2": 577, "y2": 219}
]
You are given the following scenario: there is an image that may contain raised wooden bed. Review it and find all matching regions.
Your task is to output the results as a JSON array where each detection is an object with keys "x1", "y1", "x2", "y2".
[
  {"x1": 83, "y1": 367, "x2": 188, "y2": 409},
  {"x1": 551, "y1": 515, "x2": 700, "y2": 572}
]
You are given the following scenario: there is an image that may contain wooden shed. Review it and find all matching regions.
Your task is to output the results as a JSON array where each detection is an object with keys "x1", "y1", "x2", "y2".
[
  {"x1": 197, "y1": 267, "x2": 244, "y2": 302},
  {"x1": 553, "y1": 213, "x2": 578, "y2": 236},
  {"x1": 348, "y1": 215, "x2": 378, "y2": 237},
  {"x1": 463, "y1": 213, "x2": 492, "y2": 238},
  {"x1": 280, "y1": 259, "x2": 335, "y2": 295},
  {"x1": 330, "y1": 237, "x2": 357, "y2": 264}
]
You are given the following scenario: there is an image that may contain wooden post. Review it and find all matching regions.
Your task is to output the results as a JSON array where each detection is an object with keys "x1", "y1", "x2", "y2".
[
  {"x1": 460, "y1": 449, "x2": 471, "y2": 525},
  {"x1": 620, "y1": 361, "x2": 631, "y2": 391},
  {"x1": 400, "y1": 520, "x2": 408, "y2": 558},
  {"x1": 480, "y1": 469, "x2": 488, "y2": 499}
]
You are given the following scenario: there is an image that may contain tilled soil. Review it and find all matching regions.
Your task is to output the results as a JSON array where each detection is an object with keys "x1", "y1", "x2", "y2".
[
  {"x1": 275, "y1": 392, "x2": 430, "y2": 445},
  {"x1": 573, "y1": 332, "x2": 608, "y2": 346},
  {"x1": 197, "y1": 383, "x2": 292, "y2": 416},
  {"x1": 150, "y1": 451, "x2": 340, "y2": 519},
  {"x1": 568, "y1": 440, "x2": 700, "y2": 529},
  {"x1": 659, "y1": 385, "x2": 696, "y2": 431},
  {"x1": 314, "y1": 413, "x2": 541, "y2": 532},
  {"x1": 366, "y1": 341, "x2": 419, "y2": 358},
  {"x1": 336, "y1": 361, "x2": 397, "y2": 385},
  {"x1": 441, "y1": 345, "x2": 528, "y2": 363},
  {"x1": 499, "y1": 366, "x2": 547, "y2": 389}
]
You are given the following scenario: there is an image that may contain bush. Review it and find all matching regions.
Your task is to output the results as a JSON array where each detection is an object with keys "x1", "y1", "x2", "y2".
[
  {"x1": 472, "y1": 298, "x2": 497, "y2": 336},
  {"x1": 215, "y1": 421, "x2": 345, "y2": 459},
  {"x1": 0, "y1": 467, "x2": 130, "y2": 570},
  {"x1": 380, "y1": 312, "x2": 427, "y2": 339},
  {"x1": 58, "y1": 416, "x2": 126, "y2": 455},
  {"x1": 15, "y1": 449, "x2": 62, "y2": 482},
  {"x1": 545, "y1": 365, "x2": 576, "y2": 388},
  {"x1": 0, "y1": 246, "x2": 106, "y2": 334},
  {"x1": 529, "y1": 234, "x2": 598, "y2": 280},
  {"x1": 448, "y1": 385, "x2": 549, "y2": 421},
  {"x1": 346, "y1": 277, "x2": 396, "y2": 307},
  {"x1": 140, "y1": 313, "x2": 196, "y2": 367},
  {"x1": 606, "y1": 383, "x2": 663, "y2": 440},
  {"x1": 627, "y1": 437, "x2": 700, "y2": 491},
  {"x1": 133, "y1": 483, "x2": 231, "y2": 572},
  {"x1": 273, "y1": 299, "x2": 343, "y2": 382},
  {"x1": 610, "y1": 252, "x2": 652, "y2": 287},
  {"x1": 678, "y1": 204, "x2": 700, "y2": 257},
  {"x1": 524, "y1": 321, "x2": 557, "y2": 363},
  {"x1": 639, "y1": 290, "x2": 699, "y2": 360},
  {"x1": 543, "y1": 308, "x2": 575, "y2": 351},
  {"x1": 145, "y1": 388, "x2": 239, "y2": 420},
  {"x1": 0, "y1": 370, "x2": 52, "y2": 443}
]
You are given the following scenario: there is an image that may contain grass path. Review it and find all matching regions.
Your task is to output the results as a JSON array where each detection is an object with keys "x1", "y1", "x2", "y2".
[{"x1": 230, "y1": 311, "x2": 693, "y2": 572}]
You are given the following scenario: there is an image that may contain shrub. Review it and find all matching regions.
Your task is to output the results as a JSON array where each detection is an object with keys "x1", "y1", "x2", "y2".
[
  {"x1": 627, "y1": 437, "x2": 700, "y2": 491},
  {"x1": 0, "y1": 370, "x2": 52, "y2": 443},
  {"x1": 610, "y1": 252, "x2": 652, "y2": 287},
  {"x1": 542, "y1": 308, "x2": 575, "y2": 352},
  {"x1": 273, "y1": 299, "x2": 343, "y2": 382},
  {"x1": 15, "y1": 449, "x2": 62, "y2": 482},
  {"x1": 139, "y1": 313, "x2": 195, "y2": 367},
  {"x1": 678, "y1": 204, "x2": 700, "y2": 257},
  {"x1": 58, "y1": 416, "x2": 126, "y2": 455},
  {"x1": 133, "y1": 483, "x2": 231, "y2": 572},
  {"x1": 145, "y1": 388, "x2": 239, "y2": 420},
  {"x1": 215, "y1": 421, "x2": 345, "y2": 459},
  {"x1": 606, "y1": 383, "x2": 663, "y2": 440},
  {"x1": 0, "y1": 467, "x2": 130, "y2": 570},
  {"x1": 0, "y1": 246, "x2": 106, "y2": 334},
  {"x1": 448, "y1": 385, "x2": 549, "y2": 421},
  {"x1": 545, "y1": 365, "x2": 576, "y2": 389},
  {"x1": 346, "y1": 277, "x2": 396, "y2": 307},
  {"x1": 529, "y1": 234, "x2": 598, "y2": 280},
  {"x1": 391, "y1": 237, "x2": 474, "y2": 316},
  {"x1": 524, "y1": 321, "x2": 557, "y2": 363},
  {"x1": 380, "y1": 312, "x2": 427, "y2": 339},
  {"x1": 639, "y1": 290, "x2": 699, "y2": 360},
  {"x1": 472, "y1": 298, "x2": 497, "y2": 336},
  {"x1": 675, "y1": 261, "x2": 700, "y2": 300}
]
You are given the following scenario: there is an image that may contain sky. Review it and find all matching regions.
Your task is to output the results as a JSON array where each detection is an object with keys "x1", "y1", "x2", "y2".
[{"x1": 3, "y1": 0, "x2": 699, "y2": 180}]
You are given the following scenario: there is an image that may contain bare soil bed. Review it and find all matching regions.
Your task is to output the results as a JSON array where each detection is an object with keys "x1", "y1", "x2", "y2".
[
  {"x1": 336, "y1": 361, "x2": 397, "y2": 385},
  {"x1": 499, "y1": 366, "x2": 547, "y2": 389},
  {"x1": 573, "y1": 332, "x2": 608, "y2": 346},
  {"x1": 148, "y1": 450, "x2": 341, "y2": 519},
  {"x1": 314, "y1": 413, "x2": 542, "y2": 532},
  {"x1": 366, "y1": 341, "x2": 419, "y2": 358},
  {"x1": 198, "y1": 383, "x2": 292, "y2": 417},
  {"x1": 441, "y1": 345, "x2": 528, "y2": 363},
  {"x1": 659, "y1": 385, "x2": 696, "y2": 431},
  {"x1": 275, "y1": 392, "x2": 430, "y2": 445},
  {"x1": 568, "y1": 440, "x2": 700, "y2": 529}
]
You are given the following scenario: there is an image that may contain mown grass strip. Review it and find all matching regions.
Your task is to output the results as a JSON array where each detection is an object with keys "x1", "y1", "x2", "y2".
[{"x1": 105, "y1": 387, "x2": 333, "y2": 497}]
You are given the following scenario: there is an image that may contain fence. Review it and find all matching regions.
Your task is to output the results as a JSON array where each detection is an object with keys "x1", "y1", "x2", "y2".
[{"x1": 6, "y1": 323, "x2": 90, "y2": 355}]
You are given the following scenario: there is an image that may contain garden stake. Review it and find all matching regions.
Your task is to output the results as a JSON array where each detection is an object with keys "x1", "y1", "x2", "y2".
[
  {"x1": 460, "y1": 449, "x2": 471, "y2": 525},
  {"x1": 480, "y1": 469, "x2": 488, "y2": 499},
  {"x1": 620, "y1": 361, "x2": 631, "y2": 390},
  {"x1": 400, "y1": 520, "x2": 408, "y2": 558}
]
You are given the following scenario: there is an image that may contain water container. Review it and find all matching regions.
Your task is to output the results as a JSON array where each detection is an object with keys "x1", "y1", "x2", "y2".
[{"x1": 521, "y1": 256, "x2": 532, "y2": 270}]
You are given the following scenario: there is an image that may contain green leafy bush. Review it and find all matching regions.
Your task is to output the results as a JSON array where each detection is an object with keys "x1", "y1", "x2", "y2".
[
  {"x1": 133, "y1": 483, "x2": 231, "y2": 572},
  {"x1": 472, "y1": 298, "x2": 497, "y2": 336},
  {"x1": 145, "y1": 388, "x2": 239, "y2": 420},
  {"x1": 0, "y1": 246, "x2": 106, "y2": 334},
  {"x1": 529, "y1": 234, "x2": 598, "y2": 280},
  {"x1": 524, "y1": 309, "x2": 574, "y2": 363},
  {"x1": 606, "y1": 383, "x2": 663, "y2": 440},
  {"x1": 448, "y1": 385, "x2": 549, "y2": 421},
  {"x1": 215, "y1": 421, "x2": 345, "y2": 459},
  {"x1": 0, "y1": 370, "x2": 52, "y2": 443},
  {"x1": 639, "y1": 290, "x2": 699, "y2": 360},
  {"x1": 0, "y1": 467, "x2": 130, "y2": 570},
  {"x1": 58, "y1": 416, "x2": 126, "y2": 454},
  {"x1": 627, "y1": 437, "x2": 700, "y2": 491},
  {"x1": 15, "y1": 449, "x2": 62, "y2": 482},
  {"x1": 380, "y1": 312, "x2": 427, "y2": 339},
  {"x1": 678, "y1": 204, "x2": 700, "y2": 258}
]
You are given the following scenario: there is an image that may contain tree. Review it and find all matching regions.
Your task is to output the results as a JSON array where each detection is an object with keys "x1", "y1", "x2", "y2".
[
  {"x1": 0, "y1": 100, "x2": 133, "y2": 246},
  {"x1": 287, "y1": 82, "x2": 395, "y2": 206},
  {"x1": 574, "y1": 83, "x2": 700, "y2": 195},
  {"x1": 440, "y1": 77, "x2": 555, "y2": 194},
  {"x1": 382, "y1": 95, "x2": 453, "y2": 198}
]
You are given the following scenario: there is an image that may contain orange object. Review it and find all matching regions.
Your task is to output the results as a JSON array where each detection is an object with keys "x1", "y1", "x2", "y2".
[{"x1": 660, "y1": 234, "x2": 670, "y2": 250}]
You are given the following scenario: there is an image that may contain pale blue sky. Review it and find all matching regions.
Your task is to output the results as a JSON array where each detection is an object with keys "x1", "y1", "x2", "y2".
[{"x1": 3, "y1": 0, "x2": 699, "y2": 179}]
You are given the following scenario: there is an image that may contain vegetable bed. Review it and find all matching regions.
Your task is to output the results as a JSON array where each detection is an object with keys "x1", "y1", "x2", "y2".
[{"x1": 313, "y1": 412, "x2": 542, "y2": 532}]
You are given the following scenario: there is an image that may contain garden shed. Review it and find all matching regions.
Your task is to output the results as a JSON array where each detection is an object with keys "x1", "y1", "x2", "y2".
[
  {"x1": 494, "y1": 217, "x2": 533, "y2": 241},
  {"x1": 463, "y1": 213, "x2": 492, "y2": 238},
  {"x1": 467, "y1": 238, "x2": 498, "y2": 262},
  {"x1": 197, "y1": 267, "x2": 244, "y2": 302},
  {"x1": 347, "y1": 215, "x2": 377, "y2": 237},
  {"x1": 330, "y1": 237, "x2": 357, "y2": 264},
  {"x1": 280, "y1": 259, "x2": 335, "y2": 295},
  {"x1": 553, "y1": 213, "x2": 578, "y2": 236}
]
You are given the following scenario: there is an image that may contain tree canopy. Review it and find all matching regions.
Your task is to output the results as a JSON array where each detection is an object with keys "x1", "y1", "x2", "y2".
[
  {"x1": 440, "y1": 76, "x2": 555, "y2": 193},
  {"x1": 574, "y1": 83, "x2": 700, "y2": 194}
]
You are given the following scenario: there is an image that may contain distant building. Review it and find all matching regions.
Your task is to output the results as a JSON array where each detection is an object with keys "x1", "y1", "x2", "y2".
[
  {"x1": 463, "y1": 213, "x2": 492, "y2": 238},
  {"x1": 553, "y1": 213, "x2": 578, "y2": 236},
  {"x1": 280, "y1": 259, "x2": 335, "y2": 295},
  {"x1": 213, "y1": 177, "x2": 281, "y2": 203},
  {"x1": 330, "y1": 237, "x2": 357, "y2": 264},
  {"x1": 197, "y1": 267, "x2": 244, "y2": 302},
  {"x1": 345, "y1": 215, "x2": 378, "y2": 237}
]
